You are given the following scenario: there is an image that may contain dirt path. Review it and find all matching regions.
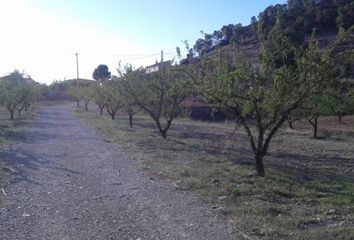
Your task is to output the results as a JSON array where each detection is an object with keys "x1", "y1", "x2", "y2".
[{"x1": 0, "y1": 105, "x2": 238, "y2": 240}]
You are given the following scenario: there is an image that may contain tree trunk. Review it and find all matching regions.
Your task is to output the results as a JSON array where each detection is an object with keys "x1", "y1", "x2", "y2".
[
  {"x1": 307, "y1": 117, "x2": 319, "y2": 139},
  {"x1": 338, "y1": 116, "x2": 342, "y2": 124},
  {"x1": 99, "y1": 107, "x2": 104, "y2": 115},
  {"x1": 160, "y1": 130, "x2": 167, "y2": 139},
  {"x1": 107, "y1": 107, "x2": 115, "y2": 120},
  {"x1": 155, "y1": 119, "x2": 171, "y2": 139},
  {"x1": 10, "y1": 109, "x2": 14, "y2": 120},
  {"x1": 129, "y1": 114, "x2": 133, "y2": 128},
  {"x1": 288, "y1": 119, "x2": 294, "y2": 129},
  {"x1": 76, "y1": 100, "x2": 80, "y2": 108},
  {"x1": 17, "y1": 109, "x2": 22, "y2": 116},
  {"x1": 85, "y1": 103, "x2": 88, "y2": 112},
  {"x1": 313, "y1": 117, "x2": 318, "y2": 139},
  {"x1": 255, "y1": 153, "x2": 265, "y2": 177}
]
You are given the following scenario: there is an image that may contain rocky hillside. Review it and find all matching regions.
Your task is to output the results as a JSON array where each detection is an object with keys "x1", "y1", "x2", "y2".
[{"x1": 188, "y1": 0, "x2": 354, "y2": 58}]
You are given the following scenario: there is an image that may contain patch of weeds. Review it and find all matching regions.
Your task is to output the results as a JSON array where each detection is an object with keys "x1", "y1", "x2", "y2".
[
  {"x1": 0, "y1": 138, "x2": 8, "y2": 148},
  {"x1": 326, "y1": 184, "x2": 354, "y2": 206},
  {"x1": 0, "y1": 163, "x2": 12, "y2": 195}
]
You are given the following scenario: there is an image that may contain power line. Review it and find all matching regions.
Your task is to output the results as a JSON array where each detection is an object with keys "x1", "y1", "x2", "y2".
[
  {"x1": 79, "y1": 54, "x2": 163, "y2": 62},
  {"x1": 0, "y1": 52, "x2": 182, "y2": 62},
  {"x1": 80, "y1": 53, "x2": 161, "y2": 57},
  {"x1": 0, "y1": 53, "x2": 73, "y2": 60}
]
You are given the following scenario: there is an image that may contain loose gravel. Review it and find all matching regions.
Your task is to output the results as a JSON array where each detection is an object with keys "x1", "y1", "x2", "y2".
[{"x1": 0, "y1": 105, "x2": 238, "y2": 240}]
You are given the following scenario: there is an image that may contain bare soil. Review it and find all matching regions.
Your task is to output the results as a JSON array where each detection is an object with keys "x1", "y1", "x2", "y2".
[{"x1": 0, "y1": 104, "x2": 238, "y2": 240}]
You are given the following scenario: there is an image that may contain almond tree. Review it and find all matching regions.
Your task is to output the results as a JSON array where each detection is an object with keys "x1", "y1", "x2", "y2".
[
  {"x1": 292, "y1": 89, "x2": 352, "y2": 139},
  {"x1": 115, "y1": 66, "x2": 141, "y2": 128},
  {"x1": 82, "y1": 85, "x2": 95, "y2": 111},
  {"x1": 93, "y1": 85, "x2": 106, "y2": 115},
  {"x1": 327, "y1": 83, "x2": 354, "y2": 123},
  {"x1": 0, "y1": 83, "x2": 25, "y2": 120},
  {"x1": 123, "y1": 65, "x2": 195, "y2": 139},
  {"x1": 0, "y1": 71, "x2": 38, "y2": 120},
  {"x1": 16, "y1": 86, "x2": 38, "y2": 116},
  {"x1": 301, "y1": 95, "x2": 332, "y2": 139},
  {"x1": 197, "y1": 20, "x2": 339, "y2": 176},
  {"x1": 68, "y1": 86, "x2": 83, "y2": 108},
  {"x1": 124, "y1": 101, "x2": 141, "y2": 128},
  {"x1": 104, "y1": 81, "x2": 124, "y2": 120}
]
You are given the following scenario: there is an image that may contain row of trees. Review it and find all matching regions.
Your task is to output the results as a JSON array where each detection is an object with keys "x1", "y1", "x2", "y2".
[
  {"x1": 69, "y1": 79, "x2": 141, "y2": 126},
  {"x1": 0, "y1": 71, "x2": 39, "y2": 120},
  {"x1": 75, "y1": 20, "x2": 353, "y2": 177},
  {"x1": 71, "y1": 61, "x2": 195, "y2": 136}
]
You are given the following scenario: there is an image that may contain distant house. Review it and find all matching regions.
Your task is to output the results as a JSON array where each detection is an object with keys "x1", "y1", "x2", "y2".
[{"x1": 145, "y1": 60, "x2": 172, "y2": 74}]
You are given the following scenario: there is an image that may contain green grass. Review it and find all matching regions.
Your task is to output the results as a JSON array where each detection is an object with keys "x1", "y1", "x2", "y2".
[{"x1": 76, "y1": 107, "x2": 354, "y2": 240}]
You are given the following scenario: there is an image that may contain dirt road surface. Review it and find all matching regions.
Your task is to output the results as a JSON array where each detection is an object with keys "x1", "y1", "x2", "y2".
[{"x1": 0, "y1": 105, "x2": 238, "y2": 240}]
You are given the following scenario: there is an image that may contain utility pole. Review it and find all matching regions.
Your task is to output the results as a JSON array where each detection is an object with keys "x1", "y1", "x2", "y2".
[{"x1": 76, "y1": 53, "x2": 79, "y2": 87}]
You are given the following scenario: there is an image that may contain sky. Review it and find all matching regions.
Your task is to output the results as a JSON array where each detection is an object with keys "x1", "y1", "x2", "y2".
[{"x1": 0, "y1": 0, "x2": 287, "y2": 84}]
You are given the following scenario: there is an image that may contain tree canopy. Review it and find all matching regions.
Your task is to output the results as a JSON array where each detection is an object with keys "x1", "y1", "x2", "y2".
[
  {"x1": 92, "y1": 64, "x2": 111, "y2": 83},
  {"x1": 0, "y1": 70, "x2": 39, "y2": 119}
]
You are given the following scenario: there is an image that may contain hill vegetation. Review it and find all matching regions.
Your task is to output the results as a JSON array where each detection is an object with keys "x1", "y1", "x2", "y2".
[{"x1": 189, "y1": 0, "x2": 354, "y2": 58}]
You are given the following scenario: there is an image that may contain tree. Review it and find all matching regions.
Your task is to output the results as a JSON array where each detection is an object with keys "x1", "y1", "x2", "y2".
[
  {"x1": 81, "y1": 85, "x2": 95, "y2": 111},
  {"x1": 221, "y1": 24, "x2": 234, "y2": 45},
  {"x1": 336, "y1": 1, "x2": 354, "y2": 30},
  {"x1": 92, "y1": 64, "x2": 111, "y2": 83},
  {"x1": 196, "y1": 20, "x2": 337, "y2": 176},
  {"x1": 0, "y1": 83, "x2": 24, "y2": 120},
  {"x1": 104, "y1": 81, "x2": 124, "y2": 120},
  {"x1": 300, "y1": 95, "x2": 332, "y2": 139},
  {"x1": 124, "y1": 100, "x2": 141, "y2": 128},
  {"x1": 115, "y1": 64, "x2": 142, "y2": 127},
  {"x1": 123, "y1": 63, "x2": 195, "y2": 139},
  {"x1": 0, "y1": 71, "x2": 38, "y2": 120},
  {"x1": 16, "y1": 86, "x2": 38, "y2": 116},
  {"x1": 68, "y1": 86, "x2": 83, "y2": 107},
  {"x1": 327, "y1": 86, "x2": 354, "y2": 123},
  {"x1": 286, "y1": 113, "x2": 301, "y2": 129},
  {"x1": 94, "y1": 85, "x2": 106, "y2": 115}
]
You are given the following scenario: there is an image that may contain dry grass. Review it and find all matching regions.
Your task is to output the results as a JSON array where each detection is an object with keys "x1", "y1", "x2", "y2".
[
  {"x1": 292, "y1": 115, "x2": 354, "y2": 137},
  {"x1": 76, "y1": 106, "x2": 354, "y2": 240},
  {"x1": 0, "y1": 106, "x2": 37, "y2": 192}
]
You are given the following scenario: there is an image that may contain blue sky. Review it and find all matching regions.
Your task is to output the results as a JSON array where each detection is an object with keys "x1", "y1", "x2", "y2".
[{"x1": 0, "y1": 0, "x2": 287, "y2": 84}]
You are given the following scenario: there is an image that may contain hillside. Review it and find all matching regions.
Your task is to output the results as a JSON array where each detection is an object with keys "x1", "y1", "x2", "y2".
[{"x1": 188, "y1": 0, "x2": 354, "y2": 63}]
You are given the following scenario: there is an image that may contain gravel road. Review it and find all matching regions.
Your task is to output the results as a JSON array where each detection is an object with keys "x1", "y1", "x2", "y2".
[{"x1": 0, "y1": 105, "x2": 238, "y2": 240}]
